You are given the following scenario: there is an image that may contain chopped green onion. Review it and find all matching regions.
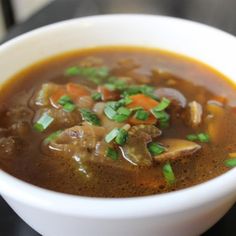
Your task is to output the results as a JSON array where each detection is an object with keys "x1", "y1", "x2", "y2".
[
  {"x1": 197, "y1": 133, "x2": 210, "y2": 143},
  {"x1": 63, "y1": 102, "x2": 76, "y2": 112},
  {"x1": 117, "y1": 107, "x2": 131, "y2": 116},
  {"x1": 58, "y1": 95, "x2": 76, "y2": 112},
  {"x1": 124, "y1": 85, "x2": 156, "y2": 98},
  {"x1": 186, "y1": 133, "x2": 210, "y2": 143},
  {"x1": 153, "y1": 97, "x2": 171, "y2": 111},
  {"x1": 44, "y1": 130, "x2": 62, "y2": 144},
  {"x1": 104, "y1": 105, "x2": 117, "y2": 119},
  {"x1": 65, "y1": 67, "x2": 81, "y2": 76},
  {"x1": 123, "y1": 86, "x2": 141, "y2": 96},
  {"x1": 106, "y1": 101, "x2": 121, "y2": 110},
  {"x1": 139, "y1": 85, "x2": 155, "y2": 96},
  {"x1": 106, "y1": 78, "x2": 128, "y2": 91},
  {"x1": 104, "y1": 83, "x2": 116, "y2": 91},
  {"x1": 33, "y1": 113, "x2": 54, "y2": 132},
  {"x1": 106, "y1": 147, "x2": 119, "y2": 160},
  {"x1": 79, "y1": 108, "x2": 101, "y2": 126},
  {"x1": 58, "y1": 95, "x2": 72, "y2": 105},
  {"x1": 91, "y1": 92, "x2": 102, "y2": 101},
  {"x1": 148, "y1": 142, "x2": 166, "y2": 155},
  {"x1": 65, "y1": 66, "x2": 109, "y2": 84},
  {"x1": 163, "y1": 162, "x2": 176, "y2": 185},
  {"x1": 119, "y1": 96, "x2": 133, "y2": 105},
  {"x1": 151, "y1": 110, "x2": 170, "y2": 121},
  {"x1": 105, "y1": 128, "x2": 119, "y2": 143},
  {"x1": 186, "y1": 134, "x2": 198, "y2": 141},
  {"x1": 113, "y1": 114, "x2": 129, "y2": 123},
  {"x1": 130, "y1": 106, "x2": 143, "y2": 112},
  {"x1": 115, "y1": 129, "x2": 128, "y2": 146},
  {"x1": 104, "y1": 100, "x2": 132, "y2": 121},
  {"x1": 96, "y1": 67, "x2": 109, "y2": 77},
  {"x1": 224, "y1": 158, "x2": 236, "y2": 168},
  {"x1": 135, "y1": 109, "x2": 149, "y2": 121}
]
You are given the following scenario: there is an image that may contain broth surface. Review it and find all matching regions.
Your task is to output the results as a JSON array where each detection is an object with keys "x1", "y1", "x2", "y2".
[{"x1": 0, "y1": 46, "x2": 236, "y2": 197}]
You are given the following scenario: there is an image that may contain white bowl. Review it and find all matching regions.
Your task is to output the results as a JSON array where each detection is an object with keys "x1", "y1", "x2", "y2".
[{"x1": 0, "y1": 15, "x2": 236, "y2": 236}]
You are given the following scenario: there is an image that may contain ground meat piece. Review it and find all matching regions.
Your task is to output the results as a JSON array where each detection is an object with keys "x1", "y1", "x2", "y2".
[{"x1": 34, "y1": 107, "x2": 82, "y2": 130}]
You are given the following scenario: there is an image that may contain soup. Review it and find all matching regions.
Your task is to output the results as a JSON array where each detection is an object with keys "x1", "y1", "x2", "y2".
[{"x1": 0, "y1": 46, "x2": 236, "y2": 198}]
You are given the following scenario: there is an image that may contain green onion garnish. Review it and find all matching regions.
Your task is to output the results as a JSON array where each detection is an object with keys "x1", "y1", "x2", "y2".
[
  {"x1": 153, "y1": 97, "x2": 171, "y2": 111},
  {"x1": 64, "y1": 67, "x2": 80, "y2": 76},
  {"x1": 104, "y1": 83, "x2": 116, "y2": 91},
  {"x1": 104, "y1": 100, "x2": 132, "y2": 122},
  {"x1": 117, "y1": 107, "x2": 131, "y2": 116},
  {"x1": 163, "y1": 162, "x2": 176, "y2": 185},
  {"x1": 58, "y1": 95, "x2": 72, "y2": 105},
  {"x1": 135, "y1": 109, "x2": 149, "y2": 121},
  {"x1": 118, "y1": 96, "x2": 133, "y2": 106},
  {"x1": 197, "y1": 133, "x2": 210, "y2": 143},
  {"x1": 115, "y1": 129, "x2": 128, "y2": 146},
  {"x1": 65, "y1": 66, "x2": 109, "y2": 84},
  {"x1": 151, "y1": 110, "x2": 170, "y2": 121},
  {"x1": 113, "y1": 114, "x2": 129, "y2": 123},
  {"x1": 106, "y1": 147, "x2": 119, "y2": 160},
  {"x1": 63, "y1": 102, "x2": 76, "y2": 112},
  {"x1": 106, "y1": 101, "x2": 121, "y2": 110},
  {"x1": 91, "y1": 92, "x2": 102, "y2": 101},
  {"x1": 130, "y1": 106, "x2": 143, "y2": 112},
  {"x1": 107, "y1": 77, "x2": 128, "y2": 90},
  {"x1": 186, "y1": 134, "x2": 198, "y2": 141},
  {"x1": 96, "y1": 67, "x2": 109, "y2": 77},
  {"x1": 79, "y1": 108, "x2": 101, "y2": 126},
  {"x1": 104, "y1": 105, "x2": 117, "y2": 119},
  {"x1": 151, "y1": 109, "x2": 170, "y2": 127},
  {"x1": 58, "y1": 95, "x2": 76, "y2": 112},
  {"x1": 105, "y1": 128, "x2": 119, "y2": 143},
  {"x1": 148, "y1": 142, "x2": 166, "y2": 155},
  {"x1": 124, "y1": 85, "x2": 156, "y2": 99},
  {"x1": 33, "y1": 113, "x2": 54, "y2": 132},
  {"x1": 44, "y1": 130, "x2": 62, "y2": 144},
  {"x1": 224, "y1": 158, "x2": 236, "y2": 168},
  {"x1": 186, "y1": 133, "x2": 210, "y2": 143}
]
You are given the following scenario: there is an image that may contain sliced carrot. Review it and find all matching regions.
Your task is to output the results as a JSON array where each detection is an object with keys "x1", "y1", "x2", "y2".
[
  {"x1": 128, "y1": 115, "x2": 157, "y2": 125},
  {"x1": 66, "y1": 83, "x2": 90, "y2": 99},
  {"x1": 97, "y1": 86, "x2": 120, "y2": 101},
  {"x1": 127, "y1": 94, "x2": 159, "y2": 110},
  {"x1": 49, "y1": 87, "x2": 66, "y2": 108},
  {"x1": 127, "y1": 94, "x2": 159, "y2": 125}
]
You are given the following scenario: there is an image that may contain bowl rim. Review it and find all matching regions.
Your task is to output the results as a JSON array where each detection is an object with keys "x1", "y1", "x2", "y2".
[{"x1": 0, "y1": 14, "x2": 235, "y2": 218}]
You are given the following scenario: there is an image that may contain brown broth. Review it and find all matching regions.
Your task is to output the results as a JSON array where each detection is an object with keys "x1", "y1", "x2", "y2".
[{"x1": 0, "y1": 46, "x2": 236, "y2": 198}]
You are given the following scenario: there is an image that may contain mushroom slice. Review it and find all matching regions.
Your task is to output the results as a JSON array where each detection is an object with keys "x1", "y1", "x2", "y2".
[
  {"x1": 154, "y1": 88, "x2": 187, "y2": 108},
  {"x1": 188, "y1": 101, "x2": 203, "y2": 127},
  {"x1": 153, "y1": 139, "x2": 201, "y2": 162},
  {"x1": 120, "y1": 132, "x2": 153, "y2": 167}
]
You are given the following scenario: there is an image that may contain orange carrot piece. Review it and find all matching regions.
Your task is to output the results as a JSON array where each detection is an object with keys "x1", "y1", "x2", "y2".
[
  {"x1": 127, "y1": 94, "x2": 159, "y2": 110},
  {"x1": 128, "y1": 115, "x2": 157, "y2": 125},
  {"x1": 66, "y1": 83, "x2": 90, "y2": 99},
  {"x1": 127, "y1": 94, "x2": 159, "y2": 125}
]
